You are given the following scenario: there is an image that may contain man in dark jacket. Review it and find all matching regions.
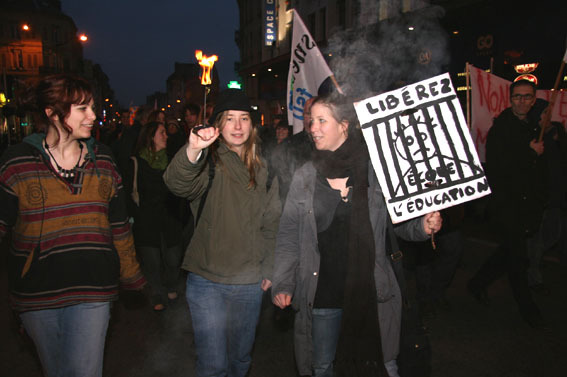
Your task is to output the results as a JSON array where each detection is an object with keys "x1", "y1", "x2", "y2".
[
  {"x1": 270, "y1": 96, "x2": 316, "y2": 203},
  {"x1": 468, "y1": 79, "x2": 547, "y2": 329}
]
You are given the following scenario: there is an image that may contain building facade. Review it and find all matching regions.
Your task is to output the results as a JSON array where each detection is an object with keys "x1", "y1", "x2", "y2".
[
  {"x1": 0, "y1": 0, "x2": 115, "y2": 147},
  {"x1": 236, "y1": 0, "x2": 567, "y2": 126},
  {"x1": 147, "y1": 62, "x2": 220, "y2": 122},
  {"x1": 236, "y1": 0, "x2": 435, "y2": 126}
]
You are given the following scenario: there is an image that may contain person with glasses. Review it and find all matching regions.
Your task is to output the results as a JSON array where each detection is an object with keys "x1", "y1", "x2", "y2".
[{"x1": 468, "y1": 79, "x2": 548, "y2": 329}]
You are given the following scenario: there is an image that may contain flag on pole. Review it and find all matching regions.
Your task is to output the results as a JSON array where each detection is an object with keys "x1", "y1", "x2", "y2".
[{"x1": 287, "y1": 10, "x2": 333, "y2": 134}]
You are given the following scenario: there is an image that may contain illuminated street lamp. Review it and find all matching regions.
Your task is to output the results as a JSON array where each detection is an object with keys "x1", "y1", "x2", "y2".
[
  {"x1": 79, "y1": 34, "x2": 88, "y2": 42},
  {"x1": 22, "y1": 24, "x2": 30, "y2": 31}
]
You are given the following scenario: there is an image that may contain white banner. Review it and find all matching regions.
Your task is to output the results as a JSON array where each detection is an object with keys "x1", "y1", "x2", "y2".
[
  {"x1": 286, "y1": 11, "x2": 333, "y2": 134},
  {"x1": 469, "y1": 66, "x2": 510, "y2": 163},
  {"x1": 470, "y1": 65, "x2": 567, "y2": 162},
  {"x1": 354, "y1": 73, "x2": 490, "y2": 223}
]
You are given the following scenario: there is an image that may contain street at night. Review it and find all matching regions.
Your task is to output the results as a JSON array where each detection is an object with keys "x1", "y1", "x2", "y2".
[
  {"x1": 2, "y1": 214, "x2": 566, "y2": 377},
  {"x1": 2, "y1": 1, "x2": 567, "y2": 377}
]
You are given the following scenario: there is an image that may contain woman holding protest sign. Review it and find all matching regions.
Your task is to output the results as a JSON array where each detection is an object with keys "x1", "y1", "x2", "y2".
[{"x1": 271, "y1": 93, "x2": 442, "y2": 377}]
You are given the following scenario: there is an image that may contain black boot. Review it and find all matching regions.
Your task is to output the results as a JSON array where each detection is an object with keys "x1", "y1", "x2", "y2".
[{"x1": 467, "y1": 279, "x2": 490, "y2": 306}]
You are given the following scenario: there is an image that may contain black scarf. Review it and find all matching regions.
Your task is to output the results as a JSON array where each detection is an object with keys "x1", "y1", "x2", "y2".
[{"x1": 312, "y1": 131, "x2": 388, "y2": 376}]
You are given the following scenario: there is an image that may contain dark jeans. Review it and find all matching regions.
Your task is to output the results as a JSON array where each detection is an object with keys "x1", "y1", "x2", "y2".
[
  {"x1": 415, "y1": 230, "x2": 463, "y2": 303},
  {"x1": 312, "y1": 308, "x2": 343, "y2": 377},
  {"x1": 471, "y1": 225, "x2": 541, "y2": 321},
  {"x1": 138, "y1": 237, "x2": 183, "y2": 305}
]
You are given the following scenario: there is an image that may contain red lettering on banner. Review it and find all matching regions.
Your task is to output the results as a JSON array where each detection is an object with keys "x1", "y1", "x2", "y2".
[
  {"x1": 558, "y1": 92, "x2": 567, "y2": 118},
  {"x1": 476, "y1": 71, "x2": 508, "y2": 114},
  {"x1": 475, "y1": 128, "x2": 488, "y2": 146},
  {"x1": 539, "y1": 91, "x2": 551, "y2": 101}
]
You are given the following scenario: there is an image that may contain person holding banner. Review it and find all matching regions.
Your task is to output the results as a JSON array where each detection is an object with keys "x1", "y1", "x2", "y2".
[
  {"x1": 271, "y1": 93, "x2": 441, "y2": 377},
  {"x1": 468, "y1": 79, "x2": 548, "y2": 329}
]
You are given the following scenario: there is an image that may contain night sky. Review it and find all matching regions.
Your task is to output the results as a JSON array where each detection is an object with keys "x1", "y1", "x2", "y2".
[{"x1": 61, "y1": 0, "x2": 240, "y2": 107}]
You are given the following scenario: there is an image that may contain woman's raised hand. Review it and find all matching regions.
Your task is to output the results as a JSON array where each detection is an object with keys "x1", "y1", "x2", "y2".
[{"x1": 187, "y1": 125, "x2": 220, "y2": 162}]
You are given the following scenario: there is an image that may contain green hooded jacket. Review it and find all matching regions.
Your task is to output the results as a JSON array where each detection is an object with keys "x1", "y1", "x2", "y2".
[{"x1": 163, "y1": 143, "x2": 281, "y2": 284}]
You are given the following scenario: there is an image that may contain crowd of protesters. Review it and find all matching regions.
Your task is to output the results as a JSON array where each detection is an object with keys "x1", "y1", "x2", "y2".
[{"x1": 0, "y1": 73, "x2": 565, "y2": 377}]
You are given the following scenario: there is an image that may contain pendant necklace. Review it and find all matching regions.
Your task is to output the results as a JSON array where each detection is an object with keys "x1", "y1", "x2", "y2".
[
  {"x1": 44, "y1": 140, "x2": 83, "y2": 178},
  {"x1": 341, "y1": 186, "x2": 351, "y2": 202}
]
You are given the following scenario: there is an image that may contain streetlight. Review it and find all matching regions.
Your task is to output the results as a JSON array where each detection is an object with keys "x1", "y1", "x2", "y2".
[{"x1": 79, "y1": 34, "x2": 88, "y2": 42}]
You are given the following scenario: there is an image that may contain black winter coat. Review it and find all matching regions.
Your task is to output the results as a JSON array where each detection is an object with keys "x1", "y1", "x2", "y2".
[
  {"x1": 485, "y1": 108, "x2": 547, "y2": 234},
  {"x1": 132, "y1": 156, "x2": 184, "y2": 248}
]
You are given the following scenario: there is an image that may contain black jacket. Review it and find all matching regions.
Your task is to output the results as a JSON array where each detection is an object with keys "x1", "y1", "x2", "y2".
[
  {"x1": 485, "y1": 108, "x2": 547, "y2": 234},
  {"x1": 132, "y1": 156, "x2": 183, "y2": 248}
]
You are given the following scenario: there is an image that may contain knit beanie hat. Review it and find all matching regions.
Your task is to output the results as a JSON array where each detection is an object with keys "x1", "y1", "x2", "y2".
[{"x1": 208, "y1": 89, "x2": 252, "y2": 125}]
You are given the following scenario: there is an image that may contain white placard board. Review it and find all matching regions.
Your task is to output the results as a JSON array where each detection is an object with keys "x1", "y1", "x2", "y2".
[{"x1": 354, "y1": 73, "x2": 491, "y2": 223}]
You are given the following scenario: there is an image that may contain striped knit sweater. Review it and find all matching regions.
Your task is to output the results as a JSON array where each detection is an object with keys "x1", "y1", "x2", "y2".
[{"x1": 0, "y1": 134, "x2": 145, "y2": 312}]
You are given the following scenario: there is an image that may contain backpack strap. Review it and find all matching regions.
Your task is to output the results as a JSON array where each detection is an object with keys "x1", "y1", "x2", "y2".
[
  {"x1": 130, "y1": 156, "x2": 139, "y2": 206},
  {"x1": 386, "y1": 218, "x2": 409, "y2": 303},
  {"x1": 195, "y1": 155, "x2": 215, "y2": 226}
]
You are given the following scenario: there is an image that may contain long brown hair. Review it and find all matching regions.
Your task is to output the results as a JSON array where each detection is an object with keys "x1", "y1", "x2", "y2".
[
  {"x1": 135, "y1": 121, "x2": 164, "y2": 155},
  {"x1": 146, "y1": 109, "x2": 165, "y2": 124},
  {"x1": 211, "y1": 110, "x2": 262, "y2": 189},
  {"x1": 20, "y1": 74, "x2": 93, "y2": 145}
]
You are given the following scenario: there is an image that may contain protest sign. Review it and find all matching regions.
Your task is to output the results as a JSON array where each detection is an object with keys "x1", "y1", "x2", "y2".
[
  {"x1": 354, "y1": 73, "x2": 491, "y2": 223},
  {"x1": 286, "y1": 11, "x2": 333, "y2": 134}
]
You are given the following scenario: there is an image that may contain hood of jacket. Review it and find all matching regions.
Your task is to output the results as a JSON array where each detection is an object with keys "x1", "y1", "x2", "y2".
[{"x1": 23, "y1": 133, "x2": 100, "y2": 174}]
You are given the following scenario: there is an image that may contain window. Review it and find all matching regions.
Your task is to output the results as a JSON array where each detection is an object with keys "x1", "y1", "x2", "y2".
[
  {"x1": 308, "y1": 13, "x2": 316, "y2": 38},
  {"x1": 10, "y1": 24, "x2": 20, "y2": 39},
  {"x1": 14, "y1": 49, "x2": 23, "y2": 69},
  {"x1": 319, "y1": 7, "x2": 326, "y2": 40},
  {"x1": 338, "y1": 0, "x2": 346, "y2": 29},
  {"x1": 52, "y1": 26, "x2": 59, "y2": 44}
]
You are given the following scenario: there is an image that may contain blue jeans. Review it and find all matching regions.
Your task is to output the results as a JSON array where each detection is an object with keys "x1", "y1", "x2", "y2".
[
  {"x1": 186, "y1": 272, "x2": 263, "y2": 377},
  {"x1": 312, "y1": 308, "x2": 343, "y2": 377},
  {"x1": 19, "y1": 302, "x2": 111, "y2": 377}
]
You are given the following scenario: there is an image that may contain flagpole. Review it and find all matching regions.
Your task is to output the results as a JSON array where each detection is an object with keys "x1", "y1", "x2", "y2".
[
  {"x1": 466, "y1": 62, "x2": 471, "y2": 129},
  {"x1": 330, "y1": 74, "x2": 344, "y2": 95},
  {"x1": 538, "y1": 56, "x2": 566, "y2": 142}
]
